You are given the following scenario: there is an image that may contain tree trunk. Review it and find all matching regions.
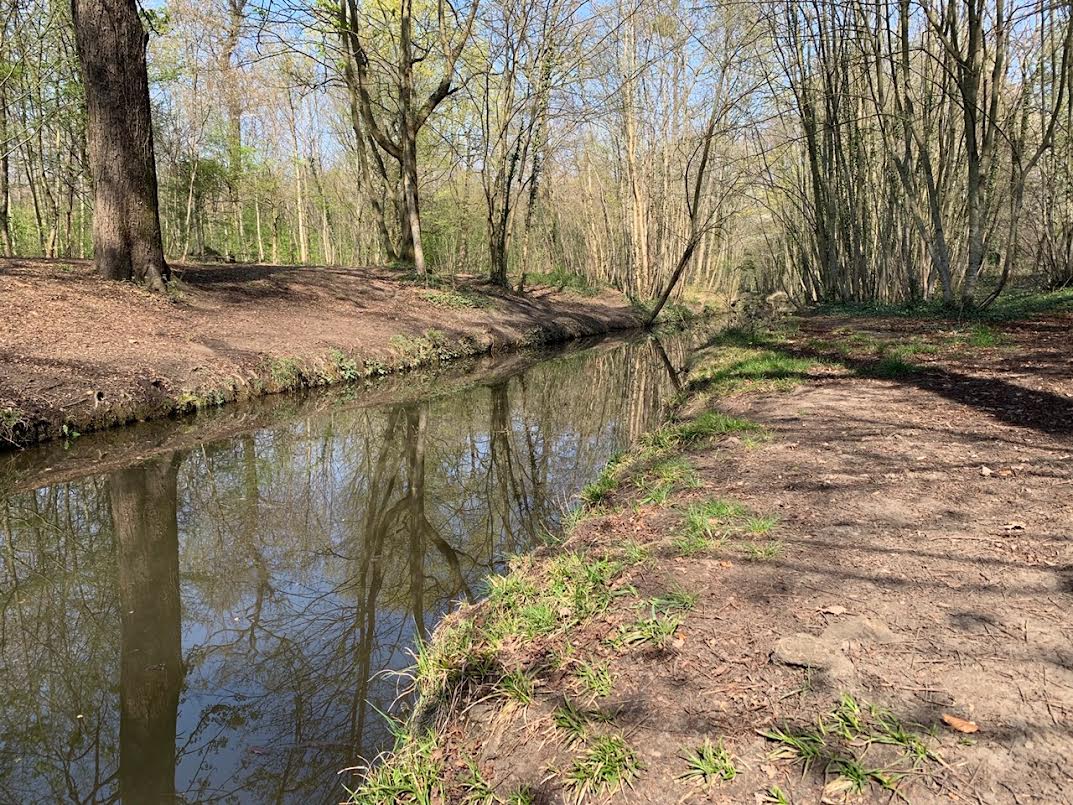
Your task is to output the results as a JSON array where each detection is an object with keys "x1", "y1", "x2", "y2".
[
  {"x1": 110, "y1": 453, "x2": 183, "y2": 805},
  {"x1": 71, "y1": 0, "x2": 169, "y2": 290},
  {"x1": 0, "y1": 87, "x2": 10, "y2": 257}
]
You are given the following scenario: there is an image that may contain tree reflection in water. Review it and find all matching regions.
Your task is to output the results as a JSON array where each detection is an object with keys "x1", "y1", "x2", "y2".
[{"x1": 0, "y1": 330, "x2": 702, "y2": 803}]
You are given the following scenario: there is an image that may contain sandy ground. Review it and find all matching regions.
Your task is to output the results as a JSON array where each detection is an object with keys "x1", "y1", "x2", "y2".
[
  {"x1": 0, "y1": 259, "x2": 639, "y2": 448},
  {"x1": 418, "y1": 312, "x2": 1073, "y2": 804}
]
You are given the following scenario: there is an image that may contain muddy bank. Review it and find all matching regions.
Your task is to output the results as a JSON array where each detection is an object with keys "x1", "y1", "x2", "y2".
[
  {"x1": 0, "y1": 259, "x2": 648, "y2": 449},
  {"x1": 355, "y1": 310, "x2": 1073, "y2": 804}
]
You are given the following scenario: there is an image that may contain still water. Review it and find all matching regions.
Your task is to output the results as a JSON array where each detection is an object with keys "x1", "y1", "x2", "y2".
[{"x1": 0, "y1": 327, "x2": 711, "y2": 803}]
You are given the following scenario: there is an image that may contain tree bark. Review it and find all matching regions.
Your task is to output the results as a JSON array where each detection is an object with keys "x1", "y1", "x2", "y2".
[{"x1": 71, "y1": 0, "x2": 169, "y2": 290}]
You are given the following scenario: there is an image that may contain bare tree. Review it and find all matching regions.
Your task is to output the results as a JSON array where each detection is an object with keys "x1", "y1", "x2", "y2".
[{"x1": 339, "y1": 0, "x2": 478, "y2": 274}]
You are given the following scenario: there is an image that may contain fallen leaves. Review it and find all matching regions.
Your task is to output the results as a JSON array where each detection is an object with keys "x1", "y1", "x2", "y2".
[{"x1": 941, "y1": 713, "x2": 979, "y2": 734}]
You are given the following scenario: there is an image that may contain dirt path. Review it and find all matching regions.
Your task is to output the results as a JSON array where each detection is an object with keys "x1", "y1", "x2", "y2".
[
  {"x1": 0, "y1": 259, "x2": 640, "y2": 448},
  {"x1": 355, "y1": 312, "x2": 1072, "y2": 804}
]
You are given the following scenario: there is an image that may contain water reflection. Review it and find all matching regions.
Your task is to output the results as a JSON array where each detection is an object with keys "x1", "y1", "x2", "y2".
[{"x1": 0, "y1": 330, "x2": 703, "y2": 803}]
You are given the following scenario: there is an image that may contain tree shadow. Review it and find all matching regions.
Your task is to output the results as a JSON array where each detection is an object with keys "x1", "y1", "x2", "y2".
[{"x1": 697, "y1": 327, "x2": 1073, "y2": 438}]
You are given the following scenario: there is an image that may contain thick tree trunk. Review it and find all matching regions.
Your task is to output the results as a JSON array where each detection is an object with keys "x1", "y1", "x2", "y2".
[{"x1": 71, "y1": 0, "x2": 169, "y2": 290}]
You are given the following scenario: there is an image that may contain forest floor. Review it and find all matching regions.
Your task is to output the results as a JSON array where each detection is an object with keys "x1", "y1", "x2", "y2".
[
  {"x1": 0, "y1": 258, "x2": 643, "y2": 449},
  {"x1": 356, "y1": 305, "x2": 1073, "y2": 804}
]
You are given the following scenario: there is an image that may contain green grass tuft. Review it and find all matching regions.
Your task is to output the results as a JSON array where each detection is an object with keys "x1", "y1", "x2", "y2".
[
  {"x1": 575, "y1": 659, "x2": 614, "y2": 698},
  {"x1": 347, "y1": 728, "x2": 442, "y2": 804},
  {"x1": 650, "y1": 587, "x2": 698, "y2": 614},
  {"x1": 566, "y1": 735, "x2": 641, "y2": 800},
  {"x1": 610, "y1": 613, "x2": 680, "y2": 649},
  {"x1": 498, "y1": 669, "x2": 535, "y2": 705},
  {"x1": 680, "y1": 738, "x2": 737, "y2": 786},
  {"x1": 743, "y1": 515, "x2": 778, "y2": 535}
]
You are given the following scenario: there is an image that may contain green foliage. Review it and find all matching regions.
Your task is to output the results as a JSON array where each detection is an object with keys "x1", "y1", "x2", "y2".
[
  {"x1": 565, "y1": 735, "x2": 641, "y2": 800},
  {"x1": 741, "y1": 541, "x2": 782, "y2": 561},
  {"x1": 675, "y1": 411, "x2": 763, "y2": 442},
  {"x1": 580, "y1": 462, "x2": 620, "y2": 504},
  {"x1": 671, "y1": 531, "x2": 717, "y2": 557},
  {"x1": 744, "y1": 515, "x2": 778, "y2": 535},
  {"x1": 690, "y1": 329, "x2": 817, "y2": 394},
  {"x1": 388, "y1": 330, "x2": 476, "y2": 369},
  {"x1": 680, "y1": 738, "x2": 737, "y2": 785},
  {"x1": 459, "y1": 759, "x2": 498, "y2": 805},
  {"x1": 815, "y1": 287, "x2": 1073, "y2": 321},
  {"x1": 329, "y1": 348, "x2": 362, "y2": 381},
  {"x1": 609, "y1": 612, "x2": 680, "y2": 649},
  {"x1": 497, "y1": 669, "x2": 535, "y2": 705},
  {"x1": 346, "y1": 728, "x2": 442, "y2": 804},
  {"x1": 965, "y1": 324, "x2": 1005, "y2": 348},
  {"x1": 636, "y1": 456, "x2": 700, "y2": 506},
  {"x1": 763, "y1": 785, "x2": 792, "y2": 804},
  {"x1": 619, "y1": 540, "x2": 649, "y2": 565},
  {"x1": 575, "y1": 660, "x2": 614, "y2": 698},
  {"x1": 862, "y1": 355, "x2": 917, "y2": 378},
  {"x1": 269, "y1": 357, "x2": 303, "y2": 388},
  {"x1": 553, "y1": 698, "x2": 600, "y2": 746},
  {"x1": 759, "y1": 695, "x2": 941, "y2": 799},
  {"x1": 649, "y1": 587, "x2": 697, "y2": 614},
  {"x1": 421, "y1": 289, "x2": 492, "y2": 310},
  {"x1": 504, "y1": 788, "x2": 537, "y2": 805}
]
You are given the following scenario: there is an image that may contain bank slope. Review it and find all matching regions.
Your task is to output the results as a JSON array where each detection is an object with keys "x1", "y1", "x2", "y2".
[
  {"x1": 349, "y1": 312, "x2": 1073, "y2": 805},
  {"x1": 0, "y1": 259, "x2": 644, "y2": 449}
]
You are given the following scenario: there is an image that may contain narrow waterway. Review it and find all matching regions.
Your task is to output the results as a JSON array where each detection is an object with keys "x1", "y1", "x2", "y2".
[{"x1": 0, "y1": 325, "x2": 716, "y2": 803}]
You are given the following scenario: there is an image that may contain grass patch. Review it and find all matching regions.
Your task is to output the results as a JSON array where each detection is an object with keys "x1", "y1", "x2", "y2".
[
  {"x1": 347, "y1": 727, "x2": 442, "y2": 804},
  {"x1": 422, "y1": 289, "x2": 491, "y2": 310},
  {"x1": 676, "y1": 411, "x2": 762, "y2": 443},
  {"x1": 482, "y1": 553, "x2": 628, "y2": 646},
  {"x1": 741, "y1": 541, "x2": 783, "y2": 561},
  {"x1": 552, "y1": 698, "x2": 610, "y2": 747},
  {"x1": 619, "y1": 540, "x2": 649, "y2": 565},
  {"x1": 964, "y1": 323, "x2": 1005, "y2": 348},
  {"x1": 389, "y1": 329, "x2": 463, "y2": 367},
  {"x1": 497, "y1": 669, "x2": 535, "y2": 705},
  {"x1": 609, "y1": 612, "x2": 680, "y2": 649},
  {"x1": 580, "y1": 459, "x2": 622, "y2": 505},
  {"x1": 650, "y1": 587, "x2": 698, "y2": 614},
  {"x1": 565, "y1": 734, "x2": 641, "y2": 800},
  {"x1": 815, "y1": 286, "x2": 1073, "y2": 321},
  {"x1": 636, "y1": 456, "x2": 700, "y2": 506},
  {"x1": 328, "y1": 348, "x2": 362, "y2": 381},
  {"x1": 759, "y1": 694, "x2": 941, "y2": 799},
  {"x1": 504, "y1": 788, "x2": 536, "y2": 805},
  {"x1": 671, "y1": 531, "x2": 717, "y2": 557},
  {"x1": 690, "y1": 329, "x2": 817, "y2": 394},
  {"x1": 575, "y1": 660, "x2": 614, "y2": 698},
  {"x1": 269, "y1": 356, "x2": 303, "y2": 388},
  {"x1": 862, "y1": 354, "x2": 918, "y2": 378},
  {"x1": 680, "y1": 738, "x2": 737, "y2": 786},
  {"x1": 459, "y1": 758, "x2": 498, "y2": 804},
  {"x1": 743, "y1": 515, "x2": 778, "y2": 535}
]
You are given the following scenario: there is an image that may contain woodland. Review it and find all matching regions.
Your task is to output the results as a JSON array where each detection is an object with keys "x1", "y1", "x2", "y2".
[{"x1": 6, "y1": 0, "x2": 1073, "y2": 313}]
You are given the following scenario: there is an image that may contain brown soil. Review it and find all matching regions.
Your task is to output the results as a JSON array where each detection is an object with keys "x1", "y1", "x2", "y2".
[
  {"x1": 429, "y1": 312, "x2": 1073, "y2": 804},
  {"x1": 0, "y1": 258, "x2": 639, "y2": 449}
]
